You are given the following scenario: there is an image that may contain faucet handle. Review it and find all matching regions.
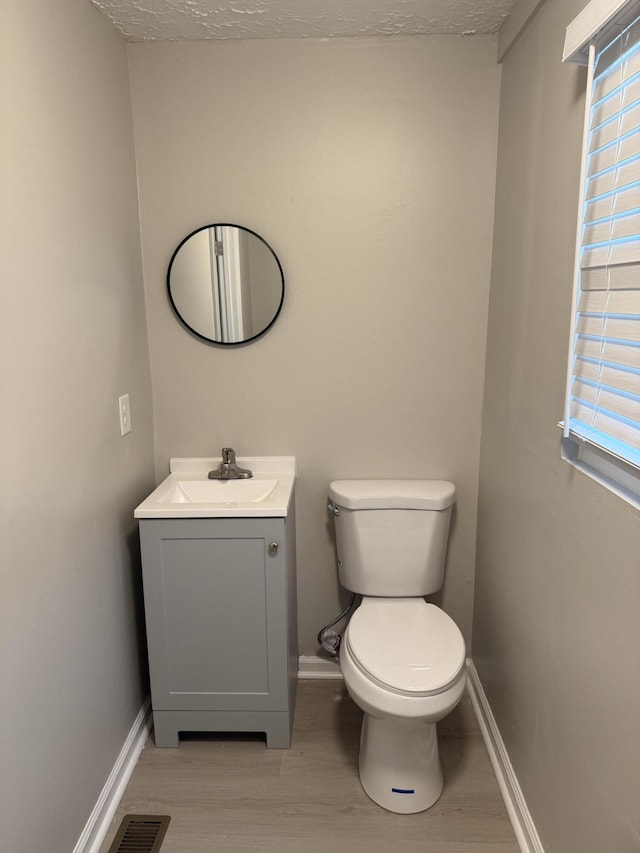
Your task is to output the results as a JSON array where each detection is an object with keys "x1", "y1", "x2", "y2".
[{"x1": 221, "y1": 447, "x2": 236, "y2": 464}]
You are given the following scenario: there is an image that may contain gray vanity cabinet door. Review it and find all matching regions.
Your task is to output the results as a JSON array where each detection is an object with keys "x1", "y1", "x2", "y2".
[{"x1": 139, "y1": 517, "x2": 289, "y2": 713}]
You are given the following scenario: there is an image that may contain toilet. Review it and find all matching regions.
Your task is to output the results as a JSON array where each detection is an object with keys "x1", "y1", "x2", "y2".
[{"x1": 328, "y1": 479, "x2": 466, "y2": 814}]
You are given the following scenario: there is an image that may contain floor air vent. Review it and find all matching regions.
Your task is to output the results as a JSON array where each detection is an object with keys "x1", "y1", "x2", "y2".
[{"x1": 107, "y1": 814, "x2": 171, "y2": 853}]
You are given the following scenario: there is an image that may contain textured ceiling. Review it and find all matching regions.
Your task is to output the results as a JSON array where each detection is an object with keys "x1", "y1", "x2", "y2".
[{"x1": 90, "y1": 0, "x2": 515, "y2": 41}]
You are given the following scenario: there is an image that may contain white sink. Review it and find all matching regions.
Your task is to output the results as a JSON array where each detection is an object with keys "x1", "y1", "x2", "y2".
[
  {"x1": 134, "y1": 457, "x2": 295, "y2": 518},
  {"x1": 159, "y1": 478, "x2": 278, "y2": 504}
]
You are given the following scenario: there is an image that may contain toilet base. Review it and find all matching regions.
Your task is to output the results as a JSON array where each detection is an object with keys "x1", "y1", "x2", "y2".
[{"x1": 358, "y1": 713, "x2": 443, "y2": 814}]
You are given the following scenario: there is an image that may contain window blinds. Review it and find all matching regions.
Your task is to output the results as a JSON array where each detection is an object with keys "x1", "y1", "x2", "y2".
[{"x1": 565, "y1": 16, "x2": 640, "y2": 469}]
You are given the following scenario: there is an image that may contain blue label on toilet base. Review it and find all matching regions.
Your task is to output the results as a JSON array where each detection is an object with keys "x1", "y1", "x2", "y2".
[{"x1": 391, "y1": 787, "x2": 415, "y2": 794}]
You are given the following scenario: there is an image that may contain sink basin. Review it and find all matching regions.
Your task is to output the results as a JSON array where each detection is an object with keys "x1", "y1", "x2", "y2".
[
  {"x1": 160, "y1": 478, "x2": 278, "y2": 504},
  {"x1": 134, "y1": 457, "x2": 296, "y2": 518}
]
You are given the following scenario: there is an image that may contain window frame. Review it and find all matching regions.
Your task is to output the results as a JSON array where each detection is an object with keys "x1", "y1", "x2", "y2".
[{"x1": 562, "y1": 0, "x2": 640, "y2": 509}]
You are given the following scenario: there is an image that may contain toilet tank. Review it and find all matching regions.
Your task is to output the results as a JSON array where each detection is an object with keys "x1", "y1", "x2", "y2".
[{"x1": 328, "y1": 480, "x2": 455, "y2": 597}]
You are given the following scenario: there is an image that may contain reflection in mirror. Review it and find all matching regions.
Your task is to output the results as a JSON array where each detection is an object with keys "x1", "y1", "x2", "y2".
[{"x1": 168, "y1": 224, "x2": 284, "y2": 345}]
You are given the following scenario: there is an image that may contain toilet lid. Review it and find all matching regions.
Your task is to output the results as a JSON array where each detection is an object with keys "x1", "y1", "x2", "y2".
[{"x1": 345, "y1": 600, "x2": 465, "y2": 696}]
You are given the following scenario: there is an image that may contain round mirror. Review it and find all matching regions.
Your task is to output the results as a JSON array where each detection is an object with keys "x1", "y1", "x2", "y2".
[{"x1": 167, "y1": 224, "x2": 284, "y2": 345}]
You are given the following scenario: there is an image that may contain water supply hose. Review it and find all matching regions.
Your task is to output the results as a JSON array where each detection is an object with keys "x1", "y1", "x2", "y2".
[{"x1": 316, "y1": 592, "x2": 358, "y2": 656}]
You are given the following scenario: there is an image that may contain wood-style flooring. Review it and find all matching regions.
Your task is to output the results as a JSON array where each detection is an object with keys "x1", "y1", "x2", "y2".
[{"x1": 100, "y1": 680, "x2": 519, "y2": 852}]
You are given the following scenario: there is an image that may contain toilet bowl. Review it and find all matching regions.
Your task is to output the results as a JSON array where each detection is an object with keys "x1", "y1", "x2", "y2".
[{"x1": 340, "y1": 597, "x2": 466, "y2": 813}]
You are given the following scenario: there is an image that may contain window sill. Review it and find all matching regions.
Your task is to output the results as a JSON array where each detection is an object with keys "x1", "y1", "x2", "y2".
[{"x1": 560, "y1": 426, "x2": 640, "y2": 509}]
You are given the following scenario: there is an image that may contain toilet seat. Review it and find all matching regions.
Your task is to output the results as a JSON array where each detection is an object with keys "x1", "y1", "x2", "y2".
[{"x1": 345, "y1": 599, "x2": 465, "y2": 697}]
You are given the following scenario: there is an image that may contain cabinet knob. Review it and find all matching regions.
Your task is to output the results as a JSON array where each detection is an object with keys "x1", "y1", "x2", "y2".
[{"x1": 268, "y1": 542, "x2": 279, "y2": 556}]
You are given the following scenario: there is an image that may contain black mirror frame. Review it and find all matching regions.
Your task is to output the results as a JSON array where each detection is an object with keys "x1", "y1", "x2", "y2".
[{"x1": 167, "y1": 222, "x2": 285, "y2": 346}]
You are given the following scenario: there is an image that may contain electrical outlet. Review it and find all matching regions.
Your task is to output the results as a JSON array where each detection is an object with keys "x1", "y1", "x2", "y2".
[{"x1": 118, "y1": 394, "x2": 132, "y2": 436}]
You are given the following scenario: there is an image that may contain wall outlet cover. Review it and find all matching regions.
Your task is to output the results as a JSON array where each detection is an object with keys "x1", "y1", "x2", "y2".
[{"x1": 118, "y1": 394, "x2": 132, "y2": 436}]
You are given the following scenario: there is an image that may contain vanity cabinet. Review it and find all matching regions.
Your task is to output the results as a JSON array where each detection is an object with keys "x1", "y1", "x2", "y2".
[{"x1": 139, "y1": 509, "x2": 297, "y2": 748}]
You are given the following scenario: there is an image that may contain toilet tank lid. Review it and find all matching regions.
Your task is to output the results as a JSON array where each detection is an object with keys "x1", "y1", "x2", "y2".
[{"x1": 328, "y1": 479, "x2": 455, "y2": 510}]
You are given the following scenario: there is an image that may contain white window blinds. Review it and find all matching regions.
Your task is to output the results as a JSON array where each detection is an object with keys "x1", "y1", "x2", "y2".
[{"x1": 564, "y1": 15, "x2": 640, "y2": 475}]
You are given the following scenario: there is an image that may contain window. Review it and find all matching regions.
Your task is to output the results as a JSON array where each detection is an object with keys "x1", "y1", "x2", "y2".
[{"x1": 563, "y1": 0, "x2": 640, "y2": 507}]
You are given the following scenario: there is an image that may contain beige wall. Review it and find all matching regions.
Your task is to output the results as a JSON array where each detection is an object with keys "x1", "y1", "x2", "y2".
[
  {"x1": 474, "y1": 0, "x2": 640, "y2": 849},
  {"x1": 0, "y1": 1, "x2": 155, "y2": 850},
  {"x1": 128, "y1": 35, "x2": 501, "y2": 652}
]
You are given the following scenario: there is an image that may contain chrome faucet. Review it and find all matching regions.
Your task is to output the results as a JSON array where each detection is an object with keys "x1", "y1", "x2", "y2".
[{"x1": 208, "y1": 448, "x2": 253, "y2": 480}]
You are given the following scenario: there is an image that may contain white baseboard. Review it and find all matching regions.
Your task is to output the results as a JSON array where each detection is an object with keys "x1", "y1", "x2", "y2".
[
  {"x1": 73, "y1": 698, "x2": 152, "y2": 853},
  {"x1": 466, "y1": 660, "x2": 544, "y2": 853},
  {"x1": 298, "y1": 654, "x2": 343, "y2": 679}
]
